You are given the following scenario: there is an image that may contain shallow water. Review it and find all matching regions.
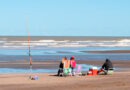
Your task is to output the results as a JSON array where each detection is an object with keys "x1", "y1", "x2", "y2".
[
  {"x1": 1, "y1": 47, "x2": 130, "y2": 56},
  {"x1": 0, "y1": 64, "x2": 100, "y2": 73},
  {"x1": 1, "y1": 37, "x2": 130, "y2": 61},
  {"x1": 0, "y1": 46, "x2": 130, "y2": 61},
  {"x1": 0, "y1": 64, "x2": 118, "y2": 74}
]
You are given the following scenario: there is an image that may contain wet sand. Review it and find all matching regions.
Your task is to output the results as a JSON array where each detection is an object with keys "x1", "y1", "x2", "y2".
[
  {"x1": 0, "y1": 60, "x2": 130, "y2": 69},
  {"x1": 81, "y1": 50, "x2": 130, "y2": 53},
  {"x1": 0, "y1": 60, "x2": 130, "y2": 90}
]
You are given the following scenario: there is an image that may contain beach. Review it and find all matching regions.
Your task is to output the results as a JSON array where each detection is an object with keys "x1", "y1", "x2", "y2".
[
  {"x1": 0, "y1": 60, "x2": 130, "y2": 90},
  {"x1": 1, "y1": 0, "x2": 130, "y2": 89},
  {"x1": 0, "y1": 60, "x2": 130, "y2": 69},
  {"x1": 0, "y1": 36, "x2": 130, "y2": 90},
  {"x1": 0, "y1": 72, "x2": 130, "y2": 90}
]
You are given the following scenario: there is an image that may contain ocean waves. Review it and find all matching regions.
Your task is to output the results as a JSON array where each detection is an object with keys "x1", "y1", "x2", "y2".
[{"x1": 1, "y1": 39, "x2": 130, "y2": 48}]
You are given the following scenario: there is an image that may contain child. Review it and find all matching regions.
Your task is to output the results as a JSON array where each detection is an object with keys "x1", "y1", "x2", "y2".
[{"x1": 70, "y1": 56, "x2": 76, "y2": 76}]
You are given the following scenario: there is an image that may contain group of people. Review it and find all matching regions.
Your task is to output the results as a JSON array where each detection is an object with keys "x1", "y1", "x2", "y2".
[
  {"x1": 57, "y1": 56, "x2": 114, "y2": 76},
  {"x1": 57, "y1": 56, "x2": 76, "y2": 76}
]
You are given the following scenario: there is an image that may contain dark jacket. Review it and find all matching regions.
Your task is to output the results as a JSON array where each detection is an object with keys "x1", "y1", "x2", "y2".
[
  {"x1": 102, "y1": 59, "x2": 113, "y2": 70},
  {"x1": 59, "y1": 62, "x2": 63, "y2": 69}
]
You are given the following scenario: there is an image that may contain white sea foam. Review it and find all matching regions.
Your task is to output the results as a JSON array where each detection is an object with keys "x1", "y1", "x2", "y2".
[{"x1": 0, "y1": 39, "x2": 130, "y2": 48}]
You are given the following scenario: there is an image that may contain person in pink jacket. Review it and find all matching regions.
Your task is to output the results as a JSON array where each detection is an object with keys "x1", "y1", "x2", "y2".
[{"x1": 70, "y1": 56, "x2": 76, "y2": 75}]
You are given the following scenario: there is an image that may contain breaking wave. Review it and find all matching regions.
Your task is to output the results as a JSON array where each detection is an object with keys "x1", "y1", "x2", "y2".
[{"x1": 1, "y1": 39, "x2": 130, "y2": 48}]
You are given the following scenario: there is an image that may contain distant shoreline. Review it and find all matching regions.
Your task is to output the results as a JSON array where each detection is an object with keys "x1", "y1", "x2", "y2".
[{"x1": 81, "y1": 50, "x2": 130, "y2": 53}]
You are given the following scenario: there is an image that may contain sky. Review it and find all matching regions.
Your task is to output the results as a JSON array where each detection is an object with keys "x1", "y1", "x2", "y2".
[{"x1": 0, "y1": 0, "x2": 130, "y2": 36}]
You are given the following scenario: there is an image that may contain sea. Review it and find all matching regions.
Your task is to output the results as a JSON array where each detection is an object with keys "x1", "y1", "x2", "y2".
[
  {"x1": 0, "y1": 36, "x2": 130, "y2": 61},
  {"x1": 0, "y1": 36, "x2": 129, "y2": 73}
]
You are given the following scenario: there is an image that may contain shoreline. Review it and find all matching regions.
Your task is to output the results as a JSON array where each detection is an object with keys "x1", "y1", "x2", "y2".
[
  {"x1": 0, "y1": 60, "x2": 130, "y2": 90},
  {"x1": 0, "y1": 60, "x2": 130, "y2": 69},
  {"x1": 81, "y1": 49, "x2": 130, "y2": 53}
]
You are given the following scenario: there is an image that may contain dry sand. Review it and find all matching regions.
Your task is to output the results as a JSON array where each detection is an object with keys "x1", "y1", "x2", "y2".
[
  {"x1": 0, "y1": 60, "x2": 130, "y2": 90},
  {"x1": 0, "y1": 72, "x2": 130, "y2": 90}
]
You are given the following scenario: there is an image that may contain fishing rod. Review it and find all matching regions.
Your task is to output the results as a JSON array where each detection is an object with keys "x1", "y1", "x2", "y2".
[
  {"x1": 26, "y1": 17, "x2": 32, "y2": 73},
  {"x1": 26, "y1": 17, "x2": 39, "y2": 80}
]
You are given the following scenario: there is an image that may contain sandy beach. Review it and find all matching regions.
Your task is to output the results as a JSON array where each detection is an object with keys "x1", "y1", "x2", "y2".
[
  {"x1": 1, "y1": 0, "x2": 130, "y2": 89},
  {"x1": 0, "y1": 60, "x2": 130, "y2": 90},
  {"x1": 0, "y1": 60, "x2": 130, "y2": 69},
  {"x1": 0, "y1": 71, "x2": 130, "y2": 90}
]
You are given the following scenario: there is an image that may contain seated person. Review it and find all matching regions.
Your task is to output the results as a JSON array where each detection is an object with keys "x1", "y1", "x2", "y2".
[
  {"x1": 98, "y1": 59, "x2": 114, "y2": 75},
  {"x1": 63, "y1": 59, "x2": 71, "y2": 75},
  {"x1": 57, "y1": 57, "x2": 67, "y2": 76}
]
